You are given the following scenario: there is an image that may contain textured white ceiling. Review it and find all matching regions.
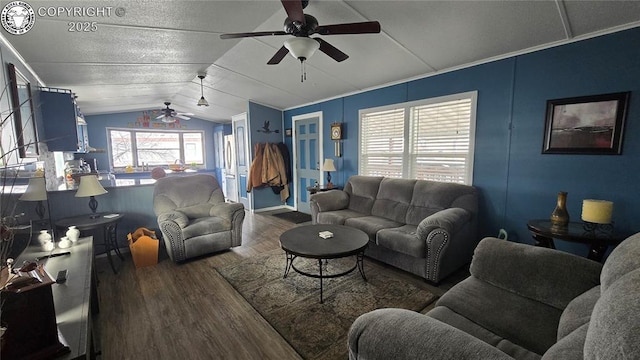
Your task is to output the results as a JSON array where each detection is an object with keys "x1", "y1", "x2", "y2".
[{"x1": 3, "y1": 0, "x2": 640, "y2": 123}]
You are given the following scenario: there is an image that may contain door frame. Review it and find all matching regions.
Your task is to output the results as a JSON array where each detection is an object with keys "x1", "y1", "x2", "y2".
[
  {"x1": 232, "y1": 112, "x2": 252, "y2": 211},
  {"x1": 292, "y1": 111, "x2": 324, "y2": 211}
]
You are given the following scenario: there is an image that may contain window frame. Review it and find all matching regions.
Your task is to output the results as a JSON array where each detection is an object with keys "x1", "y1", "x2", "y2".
[
  {"x1": 106, "y1": 128, "x2": 205, "y2": 170},
  {"x1": 358, "y1": 91, "x2": 477, "y2": 185}
]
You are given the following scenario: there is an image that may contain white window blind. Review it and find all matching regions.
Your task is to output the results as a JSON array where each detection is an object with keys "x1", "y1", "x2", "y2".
[
  {"x1": 359, "y1": 108, "x2": 405, "y2": 178},
  {"x1": 409, "y1": 98, "x2": 471, "y2": 183},
  {"x1": 359, "y1": 91, "x2": 476, "y2": 184}
]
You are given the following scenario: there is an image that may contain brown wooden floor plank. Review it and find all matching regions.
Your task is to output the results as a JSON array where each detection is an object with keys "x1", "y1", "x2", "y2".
[{"x1": 96, "y1": 210, "x2": 467, "y2": 359}]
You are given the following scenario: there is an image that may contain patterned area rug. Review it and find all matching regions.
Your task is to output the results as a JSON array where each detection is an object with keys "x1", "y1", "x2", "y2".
[{"x1": 216, "y1": 250, "x2": 437, "y2": 359}]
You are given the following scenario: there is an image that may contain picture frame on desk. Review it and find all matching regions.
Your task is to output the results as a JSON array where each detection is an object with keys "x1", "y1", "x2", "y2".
[{"x1": 542, "y1": 92, "x2": 629, "y2": 155}]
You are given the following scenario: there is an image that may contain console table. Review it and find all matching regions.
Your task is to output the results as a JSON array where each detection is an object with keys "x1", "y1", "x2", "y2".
[
  {"x1": 55, "y1": 213, "x2": 124, "y2": 274},
  {"x1": 12, "y1": 236, "x2": 97, "y2": 359},
  {"x1": 527, "y1": 219, "x2": 625, "y2": 262}
]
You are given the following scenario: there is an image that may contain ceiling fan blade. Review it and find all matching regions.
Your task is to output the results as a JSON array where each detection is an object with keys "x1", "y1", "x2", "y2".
[
  {"x1": 281, "y1": 0, "x2": 305, "y2": 24},
  {"x1": 314, "y1": 21, "x2": 381, "y2": 35},
  {"x1": 176, "y1": 115, "x2": 191, "y2": 120},
  {"x1": 267, "y1": 46, "x2": 290, "y2": 65},
  {"x1": 220, "y1": 30, "x2": 288, "y2": 39},
  {"x1": 314, "y1": 38, "x2": 348, "y2": 62},
  {"x1": 155, "y1": 114, "x2": 166, "y2": 119},
  {"x1": 178, "y1": 112, "x2": 194, "y2": 116}
]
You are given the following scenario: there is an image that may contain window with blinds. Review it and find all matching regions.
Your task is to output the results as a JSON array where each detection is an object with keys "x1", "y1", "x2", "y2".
[{"x1": 359, "y1": 91, "x2": 476, "y2": 184}]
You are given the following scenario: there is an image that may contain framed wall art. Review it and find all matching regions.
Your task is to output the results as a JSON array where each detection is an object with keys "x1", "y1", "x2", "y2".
[
  {"x1": 8, "y1": 63, "x2": 38, "y2": 158},
  {"x1": 542, "y1": 92, "x2": 630, "y2": 155}
]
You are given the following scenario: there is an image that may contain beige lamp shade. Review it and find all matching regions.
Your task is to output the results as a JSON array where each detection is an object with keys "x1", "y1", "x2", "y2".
[
  {"x1": 19, "y1": 177, "x2": 47, "y2": 201},
  {"x1": 75, "y1": 175, "x2": 107, "y2": 197},
  {"x1": 322, "y1": 159, "x2": 336, "y2": 172},
  {"x1": 581, "y1": 199, "x2": 614, "y2": 224}
]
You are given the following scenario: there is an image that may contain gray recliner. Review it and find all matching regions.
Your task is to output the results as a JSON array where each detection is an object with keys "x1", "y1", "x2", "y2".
[
  {"x1": 348, "y1": 232, "x2": 640, "y2": 359},
  {"x1": 153, "y1": 174, "x2": 245, "y2": 262}
]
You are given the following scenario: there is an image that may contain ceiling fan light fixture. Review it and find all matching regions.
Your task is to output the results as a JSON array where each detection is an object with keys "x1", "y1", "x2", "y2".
[
  {"x1": 197, "y1": 74, "x2": 209, "y2": 107},
  {"x1": 284, "y1": 37, "x2": 319, "y2": 61}
]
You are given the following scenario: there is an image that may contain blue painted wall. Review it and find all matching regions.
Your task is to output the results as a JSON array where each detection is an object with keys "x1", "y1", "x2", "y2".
[
  {"x1": 82, "y1": 110, "x2": 222, "y2": 172},
  {"x1": 284, "y1": 28, "x2": 640, "y2": 253},
  {"x1": 247, "y1": 101, "x2": 286, "y2": 210}
]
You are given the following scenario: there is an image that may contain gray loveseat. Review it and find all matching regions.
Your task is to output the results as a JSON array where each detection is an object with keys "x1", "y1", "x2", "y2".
[
  {"x1": 310, "y1": 176, "x2": 478, "y2": 283},
  {"x1": 348, "y1": 233, "x2": 640, "y2": 359}
]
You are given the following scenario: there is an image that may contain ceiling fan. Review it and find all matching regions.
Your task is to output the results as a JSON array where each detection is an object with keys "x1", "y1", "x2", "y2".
[
  {"x1": 155, "y1": 102, "x2": 194, "y2": 123},
  {"x1": 220, "y1": 0, "x2": 381, "y2": 78}
]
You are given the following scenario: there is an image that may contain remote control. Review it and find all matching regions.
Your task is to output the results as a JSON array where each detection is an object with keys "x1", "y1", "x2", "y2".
[{"x1": 56, "y1": 269, "x2": 68, "y2": 284}]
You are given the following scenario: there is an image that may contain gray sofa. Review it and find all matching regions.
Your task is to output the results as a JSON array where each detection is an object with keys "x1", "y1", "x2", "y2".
[
  {"x1": 310, "y1": 176, "x2": 478, "y2": 283},
  {"x1": 153, "y1": 174, "x2": 245, "y2": 262},
  {"x1": 348, "y1": 233, "x2": 640, "y2": 359}
]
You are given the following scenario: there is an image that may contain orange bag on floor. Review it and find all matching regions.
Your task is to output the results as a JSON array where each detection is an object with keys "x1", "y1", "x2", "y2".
[{"x1": 127, "y1": 227, "x2": 159, "y2": 268}]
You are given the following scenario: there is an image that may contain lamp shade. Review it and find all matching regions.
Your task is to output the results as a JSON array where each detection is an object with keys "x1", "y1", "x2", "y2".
[
  {"x1": 581, "y1": 199, "x2": 614, "y2": 224},
  {"x1": 197, "y1": 96, "x2": 209, "y2": 107},
  {"x1": 19, "y1": 177, "x2": 47, "y2": 201},
  {"x1": 75, "y1": 175, "x2": 107, "y2": 197},
  {"x1": 322, "y1": 159, "x2": 336, "y2": 172},
  {"x1": 284, "y1": 37, "x2": 320, "y2": 60}
]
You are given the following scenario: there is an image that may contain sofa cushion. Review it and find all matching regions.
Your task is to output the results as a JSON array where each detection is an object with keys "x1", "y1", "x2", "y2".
[
  {"x1": 557, "y1": 286, "x2": 600, "y2": 340},
  {"x1": 437, "y1": 276, "x2": 561, "y2": 355},
  {"x1": 584, "y1": 268, "x2": 640, "y2": 359},
  {"x1": 600, "y1": 232, "x2": 640, "y2": 292},
  {"x1": 370, "y1": 178, "x2": 415, "y2": 223},
  {"x1": 182, "y1": 216, "x2": 230, "y2": 239},
  {"x1": 542, "y1": 323, "x2": 588, "y2": 360},
  {"x1": 317, "y1": 209, "x2": 366, "y2": 225},
  {"x1": 405, "y1": 180, "x2": 477, "y2": 226},
  {"x1": 471, "y1": 238, "x2": 602, "y2": 310},
  {"x1": 376, "y1": 225, "x2": 425, "y2": 258},
  {"x1": 344, "y1": 176, "x2": 383, "y2": 215},
  {"x1": 344, "y1": 216, "x2": 404, "y2": 241},
  {"x1": 428, "y1": 306, "x2": 541, "y2": 360}
]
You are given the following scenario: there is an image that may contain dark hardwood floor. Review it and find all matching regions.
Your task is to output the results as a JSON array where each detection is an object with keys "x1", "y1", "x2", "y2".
[{"x1": 94, "y1": 210, "x2": 469, "y2": 359}]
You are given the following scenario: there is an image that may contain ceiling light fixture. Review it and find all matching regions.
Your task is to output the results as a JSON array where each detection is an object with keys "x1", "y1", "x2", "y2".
[
  {"x1": 197, "y1": 74, "x2": 209, "y2": 107},
  {"x1": 284, "y1": 37, "x2": 320, "y2": 82}
]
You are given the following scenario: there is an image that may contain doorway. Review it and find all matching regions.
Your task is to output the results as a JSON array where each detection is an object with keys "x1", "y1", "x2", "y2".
[
  {"x1": 292, "y1": 112, "x2": 323, "y2": 214},
  {"x1": 233, "y1": 113, "x2": 252, "y2": 211}
]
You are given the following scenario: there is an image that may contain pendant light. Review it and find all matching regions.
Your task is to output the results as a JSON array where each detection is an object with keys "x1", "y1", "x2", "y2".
[{"x1": 197, "y1": 74, "x2": 209, "y2": 107}]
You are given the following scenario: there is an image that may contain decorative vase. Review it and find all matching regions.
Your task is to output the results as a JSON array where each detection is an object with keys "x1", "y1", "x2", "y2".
[
  {"x1": 550, "y1": 191, "x2": 570, "y2": 227},
  {"x1": 58, "y1": 236, "x2": 72, "y2": 249},
  {"x1": 66, "y1": 226, "x2": 80, "y2": 243},
  {"x1": 37, "y1": 230, "x2": 52, "y2": 245},
  {"x1": 42, "y1": 240, "x2": 55, "y2": 252}
]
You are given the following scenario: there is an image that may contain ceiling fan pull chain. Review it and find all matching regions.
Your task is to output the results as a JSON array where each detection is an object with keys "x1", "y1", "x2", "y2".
[{"x1": 300, "y1": 60, "x2": 304, "y2": 82}]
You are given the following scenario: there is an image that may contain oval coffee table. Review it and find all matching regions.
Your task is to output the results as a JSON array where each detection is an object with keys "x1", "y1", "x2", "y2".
[{"x1": 279, "y1": 224, "x2": 369, "y2": 303}]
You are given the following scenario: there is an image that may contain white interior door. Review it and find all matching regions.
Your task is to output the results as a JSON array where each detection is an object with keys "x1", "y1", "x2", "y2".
[
  {"x1": 233, "y1": 113, "x2": 251, "y2": 210},
  {"x1": 293, "y1": 112, "x2": 323, "y2": 214}
]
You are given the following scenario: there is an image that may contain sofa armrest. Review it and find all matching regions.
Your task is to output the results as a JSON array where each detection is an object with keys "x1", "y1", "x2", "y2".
[
  {"x1": 209, "y1": 202, "x2": 245, "y2": 221},
  {"x1": 156, "y1": 210, "x2": 188, "y2": 262},
  {"x1": 471, "y1": 237, "x2": 602, "y2": 310},
  {"x1": 348, "y1": 308, "x2": 513, "y2": 360},
  {"x1": 157, "y1": 210, "x2": 189, "y2": 229},
  {"x1": 417, "y1": 207, "x2": 471, "y2": 239},
  {"x1": 310, "y1": 190, "x2": 349, "y2": 212}
]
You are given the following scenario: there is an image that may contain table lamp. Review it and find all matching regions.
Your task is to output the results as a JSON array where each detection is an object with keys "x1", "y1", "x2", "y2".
[
  {"x1": 19, "y1": 177, "x2": 48, "y2": 221},
  {"x1": 581, "y1": 199, "x2": 614, "y2": 233},
  {"x1": 322, "y1": 159, "x2": 336, "y2": 189},
  {"x1": 75, "y1": 175, "x2": 107, "y2": 218}
]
